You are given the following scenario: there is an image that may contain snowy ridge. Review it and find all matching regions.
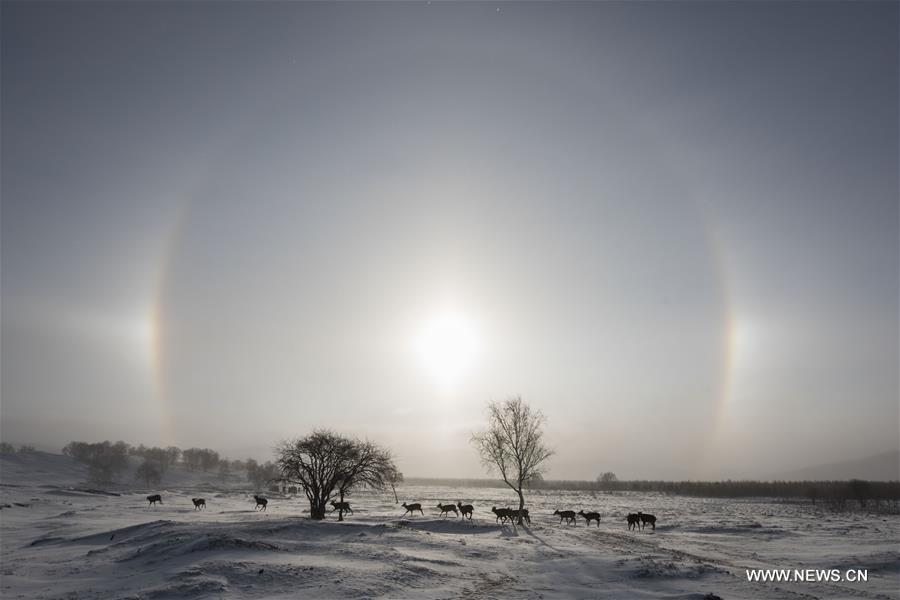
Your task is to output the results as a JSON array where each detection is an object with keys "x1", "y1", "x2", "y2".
[{"x1": 1, "y1": 455, "x2": 898, "y2": 598}]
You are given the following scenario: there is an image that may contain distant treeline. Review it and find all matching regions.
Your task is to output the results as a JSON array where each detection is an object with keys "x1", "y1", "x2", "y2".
[
  {"x1": 406, "y1": 477, "x2": 900, "y2": 509},
  {"x1": 59, "y1": 440, "x2": 277, "y2": 487},
  {"x1": 0, "y1": 443, "x2": 36, "y2": 455}
]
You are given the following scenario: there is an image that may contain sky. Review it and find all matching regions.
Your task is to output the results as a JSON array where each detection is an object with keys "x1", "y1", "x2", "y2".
[{"x1": 2, "y1": 1, "x2": 897, "y2": 480}]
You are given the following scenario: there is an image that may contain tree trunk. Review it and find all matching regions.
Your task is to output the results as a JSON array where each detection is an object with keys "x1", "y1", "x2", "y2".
[
  {"x1": 338, "y1": 490, "x2": 345, "y2": 522},
  {"x1": 310, "y1": 497, "x2": 327, "y2": 520},
  {"x1": 516, "y1": 487, "x2": 525, "y2": 525},
  {"x1": 391, "y1": 482, "x2": 398, "y2": 504}
]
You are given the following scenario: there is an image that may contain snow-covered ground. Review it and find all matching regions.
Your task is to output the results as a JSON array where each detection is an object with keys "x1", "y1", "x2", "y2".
[{"x1": 1, "y1": 455, "x2": 898, "y2": 599}]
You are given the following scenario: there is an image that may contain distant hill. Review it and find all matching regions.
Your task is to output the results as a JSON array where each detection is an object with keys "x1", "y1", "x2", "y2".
[
  {"x1": 0, "y1": 450, "x2": 89, "y2": 486},
  {"x1": 773, "y1": 450, "x2": 899, "y2": 481}
]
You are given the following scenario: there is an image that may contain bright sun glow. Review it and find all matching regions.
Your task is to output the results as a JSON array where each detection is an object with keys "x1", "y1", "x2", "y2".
[{"x1": 414, "y1": 310, "x2": 483, "y2": 388}]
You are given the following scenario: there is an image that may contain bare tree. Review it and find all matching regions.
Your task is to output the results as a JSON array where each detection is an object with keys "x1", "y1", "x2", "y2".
[
  {"x1": 848, "y1": 479, "x2": 872, "y2": 510},
  {"x1": 63, "y1": 440, "x2": 130, "y2": 483},
  {"x1": 136, "y1": 460, "x2": 162, "y2": 486},
  {"x1": 387, "y1": 470, "x2": 404, "y2": 504},
  {"x1": 165, "y1": 446, "x2": 182, "y2": 467},
  {"x1": 254, "y1": 461, "x2": 279, "y2": 490},
  {"x1": 471, "y1": 396, "x2": 553, "y2": 524},
  {"x1": 182, "y1": 447, "x2": 219, "y2": 471},
  {"x1": 275, "y1": 430, "x2": 397, "y2": 520},
  {"x1": 140, "y1": 447, "x2": 170, "y2": 474},
  {"x1": 218, "y1": 460, "x2": 231, "y2": 483},
  {"x1": 598, "y1": 471, "x2": 617, "y2": 483},
  {"x1": 333, "y1": 440, "x2": 397, "y2": 521}
]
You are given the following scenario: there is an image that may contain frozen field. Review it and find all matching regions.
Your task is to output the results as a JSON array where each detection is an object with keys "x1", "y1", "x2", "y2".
[{"x1": 1, "y1": 467, "x2": 898, "y2": 599}]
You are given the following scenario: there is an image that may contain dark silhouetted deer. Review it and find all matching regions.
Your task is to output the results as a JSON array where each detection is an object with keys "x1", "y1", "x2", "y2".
[
  {"x1": 457, "y1": 502, "x2": 474, "y2": 520},
  {"x1": 437, "y1": 503, "x2": 458, "y2": 517},
  {"x1": 192, "y1": 498, "x2": 206, "y2": 510},
  {"x1": 330, "y1": 500, "x2": 353, "y2": 514},
  {"x1": 401, "y1": 502, "x2": 424, "y2": 516},
  {"x1": 147, "y1": 494, "x2": 162, "y2": 508},
  {"x1": 578, "y1": 510, "x2": 600, "y2": 527},
  {"x1": 254, "y1": 495, "x2": 268, "y2": 511},
  {"x1": 553, "y1": 509, "x2": 576, "y2": 525},
  {"x1": 626, "y1": 513, "x2": 640, "y2": 530},
  {"x1": 638, "y1": 512, "x2": 656, "y2": 530},
  {"x1": 491, "y1": 506, "x2": 513, "y2": 523},
  {"x1": 509, "y1": 508, "x2": 531, "y2": 524}
]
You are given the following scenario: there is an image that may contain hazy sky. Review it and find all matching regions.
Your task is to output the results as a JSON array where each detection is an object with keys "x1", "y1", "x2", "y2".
[{"x1": 2, "y1": 1, "x2": 897, "y2": 480}]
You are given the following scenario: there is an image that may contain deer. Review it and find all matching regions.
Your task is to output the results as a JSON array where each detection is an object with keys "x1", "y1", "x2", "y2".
[
  {"x1": 553, "y1": 509, "x2": 577, "y2": 525},
  {"x1": 330, "y1": 500, "x2": 353, "y2": 514},
  {"x1": 146, "y1": 494, "x2": 162, "y2": 508},
  {"x1": 401, "y1": 502, "x2": 424, "y2": 516},
  {"x1": 491, "y1": 506, "x2": 513, "y2": 523},
  {"x1": 638, "y1": 511, "x2": 656, "y2": 531},
  {"x1": 509, "y1": 508, "x2": 531, "y2": 524},
  {"x1": 626, "y1": 513, "x2": 640, "y2": 530},
  {"x1": 191, "y1": 498, "x2": 206, "y2": 510},
  {"x1": 437, "y1": 503, "x2": 458, "y2": 517},
  {"x1": 578, "y1": 510, "x2": 600, "y2": 527},
  {"x1": 457, "y1": 502, "x2": 474, "y2": 520},
  {"x1": 253, "y1": 495, "x2": 268, "y2": 511}
]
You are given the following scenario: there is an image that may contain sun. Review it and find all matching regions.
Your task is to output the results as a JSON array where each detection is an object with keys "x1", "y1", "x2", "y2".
[{"x1": 414, "y1": 310, "x2": 483, "y2": 388}]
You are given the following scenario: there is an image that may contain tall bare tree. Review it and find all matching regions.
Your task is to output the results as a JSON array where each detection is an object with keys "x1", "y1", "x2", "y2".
[{"x1": 471, "y1": 396, "x2": 553, "y2": 524}]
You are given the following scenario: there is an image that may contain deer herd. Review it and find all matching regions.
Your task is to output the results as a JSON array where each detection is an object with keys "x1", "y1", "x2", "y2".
[{"x1": 146, "y1": 493, "x2": 657, "y2": 530}]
